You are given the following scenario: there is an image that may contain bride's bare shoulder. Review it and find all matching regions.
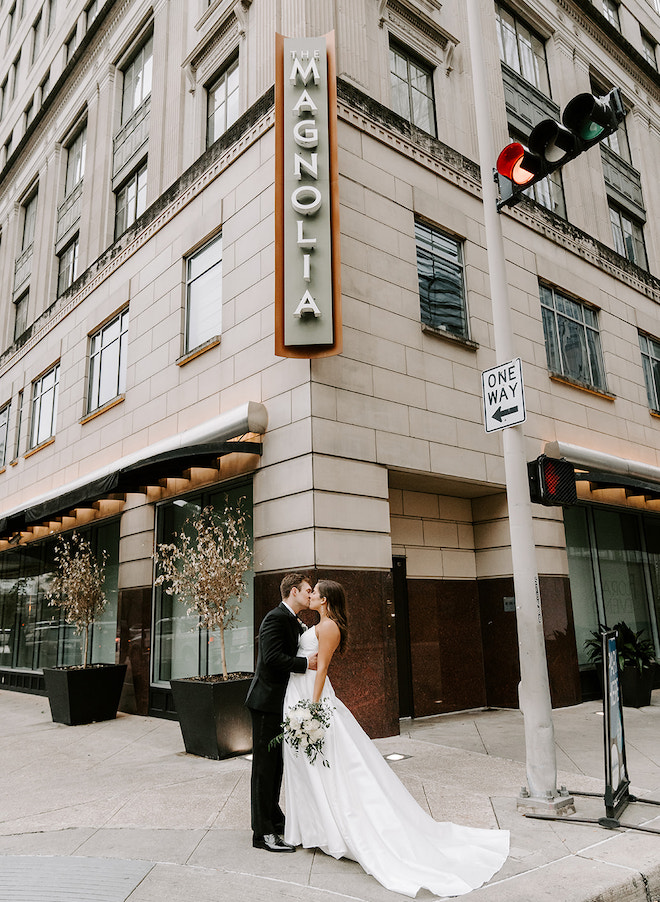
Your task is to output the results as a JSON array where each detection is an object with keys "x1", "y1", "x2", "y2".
[{"x1": 316, "y1": 617, "x2": 340, "y2": 644}]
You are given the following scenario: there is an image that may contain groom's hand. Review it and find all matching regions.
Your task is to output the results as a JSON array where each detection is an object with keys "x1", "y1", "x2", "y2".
[{"x1": 307, "y1": 653, "x2": 318, "y2": 671}]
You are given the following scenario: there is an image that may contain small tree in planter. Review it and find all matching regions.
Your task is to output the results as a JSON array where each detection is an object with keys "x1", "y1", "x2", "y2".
[
  {"x1": 154, "y1": 501, "x2": 254, "y2": 759},
  {"x1": 44, "y1": 532, "x2": 126, "y2": 725},
  {"x1": 47, "y1": 532, "x2": 108, "y2": 667}
]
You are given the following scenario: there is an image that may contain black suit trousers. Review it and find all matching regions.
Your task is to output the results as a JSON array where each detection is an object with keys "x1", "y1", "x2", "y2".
[{"x1": 250, "y1": 709, "x2": 285, "y2": 837}]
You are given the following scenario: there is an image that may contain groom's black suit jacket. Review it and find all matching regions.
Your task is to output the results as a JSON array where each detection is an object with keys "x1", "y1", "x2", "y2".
[{"x1": 245, "y1": 602, "x2": 308, "y2": 714}]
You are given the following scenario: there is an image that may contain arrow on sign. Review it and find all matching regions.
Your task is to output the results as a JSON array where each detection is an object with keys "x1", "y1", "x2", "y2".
[{"x1": 492, "y1": 405, "x2": 519, "y2": 423}]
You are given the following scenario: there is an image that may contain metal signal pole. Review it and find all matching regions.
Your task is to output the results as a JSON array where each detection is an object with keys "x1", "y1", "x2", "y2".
[{"x1": 465, "y1": 0, "x2": 573, "y2": 813}]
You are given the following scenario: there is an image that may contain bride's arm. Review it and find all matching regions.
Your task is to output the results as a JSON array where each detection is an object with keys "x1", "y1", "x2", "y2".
[{"x1": 312, "y1": 619, "x2": 341, "y2": 703}]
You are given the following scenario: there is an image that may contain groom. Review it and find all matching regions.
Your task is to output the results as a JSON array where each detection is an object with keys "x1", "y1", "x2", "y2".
[{"x1": 246, "y1": 573, "x2": 317, "y2": 852}]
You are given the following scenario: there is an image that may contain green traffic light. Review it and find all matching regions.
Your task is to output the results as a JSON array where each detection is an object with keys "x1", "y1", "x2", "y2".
[{"x1": 578, "y1": 120, "x2": 605, "y2": 141}]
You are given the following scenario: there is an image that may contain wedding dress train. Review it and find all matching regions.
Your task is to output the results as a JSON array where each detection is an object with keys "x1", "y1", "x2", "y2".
[{"x1": 282, "y1": 627, "x2": 509, "y2": 898}]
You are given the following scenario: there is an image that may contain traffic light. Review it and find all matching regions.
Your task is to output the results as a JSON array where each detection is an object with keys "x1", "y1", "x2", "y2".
[
  {"x1": 528, "y1": 455, "x2": 577, "y2": 506},
  {"x1": 496, "y1": 88, "x2": 625, "y2": 210}
]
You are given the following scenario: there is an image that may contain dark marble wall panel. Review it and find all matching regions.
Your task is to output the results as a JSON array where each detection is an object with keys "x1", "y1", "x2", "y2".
[
  {"x1": 117, "y1": 586, "x2": 152, "y2": 715},
  {"x1": 407, "y1": 578, "x2": 487, "y2": 716},
  {"x1": 254, "y1": 569, "x2": 398, "y2": 738},
  {"x1": 478, "y1": 576, "x2": 581, "y2": 709}
]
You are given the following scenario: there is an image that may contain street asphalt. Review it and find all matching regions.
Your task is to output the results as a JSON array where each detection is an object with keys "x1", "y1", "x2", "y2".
[{"x1": 0, "y1": 689, "x2": 659, "y2": 901}]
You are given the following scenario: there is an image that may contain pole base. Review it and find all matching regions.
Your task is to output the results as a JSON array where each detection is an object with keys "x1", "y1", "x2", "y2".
[{"x1": 517, "y1": 786, "x2": 576, "y2": 816}]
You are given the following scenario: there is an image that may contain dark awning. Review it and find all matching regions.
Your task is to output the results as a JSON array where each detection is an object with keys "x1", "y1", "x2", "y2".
[{"x1": 0, "y1": 402, "x2": 267, "y2": 536}]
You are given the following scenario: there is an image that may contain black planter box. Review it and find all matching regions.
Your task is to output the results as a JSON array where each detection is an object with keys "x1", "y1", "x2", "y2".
[
  {"x1": 170, "y1": 675, "x2": 253, "y2": 760},
  {"x1": 619, "y1": 664, "x2": 655, "y2": 708},
  {"x1": 43, "y1": 663, "x2": 128, "y2": 726}
]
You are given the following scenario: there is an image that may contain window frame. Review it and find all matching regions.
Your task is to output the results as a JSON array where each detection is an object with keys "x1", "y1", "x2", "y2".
[
  {"x1": 56, "y1": 235, "x2": 79, "y2": 296},
  {"x1": 388, "y1": 39, "x2": 437, "y2": 136},
  {"x1": 20, "y1": 189, "x2": 38, "y2": 253},
  {"x1": 539, "y1": 283, "x2": 607, "y2": 392},
  {"x1": 206, "y1": 55, "x2": 240, "y2": 148},
  {"x1": 415, "y1": 219, "x2": 469, "y2": 340},
  {"x1": 495, "y1": 1, "x2": 550, "y2": 96},
  {"x1": 13, "y1": 290, "x2": 28, "y2": 342},
  {"x1": 87, "y1": 308, "x2": 129, "y2": 414},
  {"x1": 184, "y1": 232, "x2": 223, "y2": 354},
  {"x1": 64, "y1": 123, "x2": 87, "y2": 196},
  {"x1": 609, "y1": 203, "x2": 648, "y2": 270},
  {"x1": 120, "y1": 33, "x2": 153, "y2": 126},
  {"x1": 601, "y1": 0, "x2": 621, "y2": 29},
  {"x1": 30, "y1": 362, "x2": 60, "y2": 449},
  {"x1": 0, "y1": 403, "x2": 10, "y2": 468},
  {"x1": 639, "y1": 332, "x2": 660, "y2": 412},
  {"x1": 114, "y1": 161, "x2": 147, "y2": 238}
]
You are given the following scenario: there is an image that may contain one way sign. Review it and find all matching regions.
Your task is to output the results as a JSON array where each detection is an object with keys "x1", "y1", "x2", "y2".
[{"x1": 482, "y1": 358, "x2": 526, "y2": 433}]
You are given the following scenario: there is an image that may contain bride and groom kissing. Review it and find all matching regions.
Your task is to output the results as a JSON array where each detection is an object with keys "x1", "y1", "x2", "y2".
[{"x1": 245, "y1": 573, "x2": 510, "y2": 898}]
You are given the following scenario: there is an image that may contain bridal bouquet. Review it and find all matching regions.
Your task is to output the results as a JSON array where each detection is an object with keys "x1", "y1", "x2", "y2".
[{"x1": 276, "y1": 699, "x2": 334, "y2": 767}]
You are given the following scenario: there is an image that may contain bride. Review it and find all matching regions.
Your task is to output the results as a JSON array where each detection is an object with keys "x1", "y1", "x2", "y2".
[{"x1": 282, "y1": 579, "x2": 509, "y2": 898}]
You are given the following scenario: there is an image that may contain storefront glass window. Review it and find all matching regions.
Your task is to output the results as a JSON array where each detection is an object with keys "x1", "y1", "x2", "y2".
[
  {"x1": 0, "y1": 520, "x2": 119, "y2": 671},
  {"x1": 564, "y1": 506, "x2": 660, "y2": 666},
  {"x1": 153, "y1": 482, "x2": 253, "y2": 684}
]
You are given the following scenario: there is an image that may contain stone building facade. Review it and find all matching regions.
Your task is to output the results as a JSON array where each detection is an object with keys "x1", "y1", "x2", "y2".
[{"x1": 0, "y1": 0, "x2": 659, "y2": 737}]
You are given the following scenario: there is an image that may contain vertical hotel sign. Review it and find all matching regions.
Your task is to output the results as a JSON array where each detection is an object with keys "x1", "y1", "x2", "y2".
[{"x1": 275, "y1": 32, "x2": 342, "y2": 357}]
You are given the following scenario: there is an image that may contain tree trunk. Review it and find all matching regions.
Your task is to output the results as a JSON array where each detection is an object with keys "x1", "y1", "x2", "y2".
[
  {"x1": 83, "y1": 623, "x2": 90, "y2": 667},
  {"x1": 219, "y1": 626, "x2": 228, "y2": 679}
]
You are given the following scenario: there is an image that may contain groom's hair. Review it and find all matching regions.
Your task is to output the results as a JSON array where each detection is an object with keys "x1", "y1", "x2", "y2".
[{"x1": 280, "y1": 572, "x2": 309, "y2": 599}]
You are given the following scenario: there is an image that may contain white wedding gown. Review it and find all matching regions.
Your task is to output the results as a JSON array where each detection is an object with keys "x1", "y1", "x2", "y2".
[{"x1": 283, "y1": 627, "x2": 509, "y2": 898}]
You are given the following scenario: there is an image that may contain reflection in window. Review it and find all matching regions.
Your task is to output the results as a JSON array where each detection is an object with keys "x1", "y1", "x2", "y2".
[
  {"x1": 13, "y1": 291, "x2": 28, "y2": 341},
  {"x1": 121, "y1": 34, "x2": 153, "y2": 125},
  {"x1": 30, "y1": 362, "x2": 59, "y2": 448},
  {"x1": 114, "y1": 162, "x2": 147, "y2": 237},
  {"x1": 64, "y1": 125, "x2": 86, "y2": 196},
  {"x1": 153, "y1": 485, "x2": 253, "y2": 684},
  {"x1": 389, "y1": 42, "x2": 436, "y2": 135},
  {"x1": 495, "y1": 2, "x2": 550, "y2": 95},
  {"x1": 540, "y1": 284, "x2": 606, "y2": 391},
  {"x1": 88, "y1": 308, "x2": 129, "y2": 412},
  {"x1": 207, "y1": 57, "x2": 239, "y2": 147},
  {"x1": 415, "y1": 220, "x2": 467, "y2": 339},
  {"x1": 0, "y1": 404, "x2": 10, "y2": 467},
  {"x1": 639, "y1": 332, "x2": 660, "y2": 412},
  {"x1": 0, "y1": 521, "x2": 120, "y2": 671},
  {"x1": 57, "y1": 235, "x2": 79, "y2": 296},
  {"x1": 185, "y1": 233, "x2": 222, "y2": 352},
  {"x1": 601, "y1": 0, "x2": 621, "y2": 29},
  {"x1": 609, "y1": 204, "x2": 647, "y2": 270}
]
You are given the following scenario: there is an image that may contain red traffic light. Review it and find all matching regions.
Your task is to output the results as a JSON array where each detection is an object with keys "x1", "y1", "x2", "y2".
[
  {"x1": 496, "y1": 142, "x2": 543, "y2": 186},
  {"x1": 528, "y1": 455, "x2": 577, "y2": 506}
]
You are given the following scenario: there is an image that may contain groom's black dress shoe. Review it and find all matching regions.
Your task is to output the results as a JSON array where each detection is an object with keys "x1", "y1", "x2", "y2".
[{"x1": 252, "y1": 833, "x2": 296, "y2": 852}]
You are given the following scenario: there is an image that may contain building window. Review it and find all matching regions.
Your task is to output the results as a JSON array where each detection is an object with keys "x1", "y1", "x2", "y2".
[
  {"x1": 0, "y1": 403, "x2": 9, "y2": 468},
  {"x1": 40, "y1": 68, "x2": 50, "y2": 102},
  {"x1": 47, "y1": 0, "x2": 55, "y2": 35},
  {"x1": 30, "y1": 11, "x2": 42, "y2": 66},
  {"x1": 642, "y1": 31, "x2": 658, "y2": 69},
  {"x1": 7, "y1": 3, "x2": 16, "y2": 44},
  {"x1": 601, "y1": 0, "x2": 621, "y2": 29},
  {"x1": 639, "y1": 333, "x2": 660, "y2": 412},
  {"x1": 0, "y1": 77, "x2": 7, "y2": 119},
  {"x1": 609, "y1": 204, "x2": 647, "y2": 269},
  {"x1": 10, "y1": 51, "x2": 20, "y2": 102},
  {"x1": 57, "y1": 236, "x2": 79, "y2": 296},
  {"x1": 85, "y1": 0, "x2": 99, "y2": 30},
  {"x1": 24, "y1": 97, "x2": 34, "y2": 127},
  {"x1": 389, "y1": 41, "x2": 436, "y2": 135},
  {"x1": 185, "y1": 233, "x2": 222, "y2": 352},
  {"x1": 121, "y1": 34, "x2": 153, "y2": 125},
  {"x1": 495, "y1": 2, "x2": 550, "y2": 95},
  {"x1": 114, "y1": 162, "x2": 147, "y2": 237},
  {"x1": 64, "y1": 124, "x2": 86, "y2": 195},
  {"x1": 64, "y1": 28, "x2": 77, "y2": 63},
  {"x1": 539, "y1": 284, "x2": 607, "y2": 391},
  {"x1": 88, "y1": 308, "x2": 129, "y2": 412},
  {"x1": 30, "y1": 362, "x2": 59, "y2": 448},
  {"x1": 21, "y1": 190, "x2": 37, "y2": 252},
  {"x1": 415, "y1": 220, "x2": 468, "y2": 339},
  {"x1": 206, "y1": 57, "x2": 239, "y2": 147},
  {"x1": 13, "y1": 291, "x2": 28, "y2": 341}
]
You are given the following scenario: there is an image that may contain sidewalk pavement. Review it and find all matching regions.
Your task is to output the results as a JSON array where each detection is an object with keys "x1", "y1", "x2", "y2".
[{"x1": 1, "y1": 690, "x2": 659, "y2": 902}]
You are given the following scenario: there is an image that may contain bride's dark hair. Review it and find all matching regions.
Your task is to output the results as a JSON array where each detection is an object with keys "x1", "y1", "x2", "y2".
[{"x1": 317, "y1": 579, "x2": 348, "y2": 654}]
